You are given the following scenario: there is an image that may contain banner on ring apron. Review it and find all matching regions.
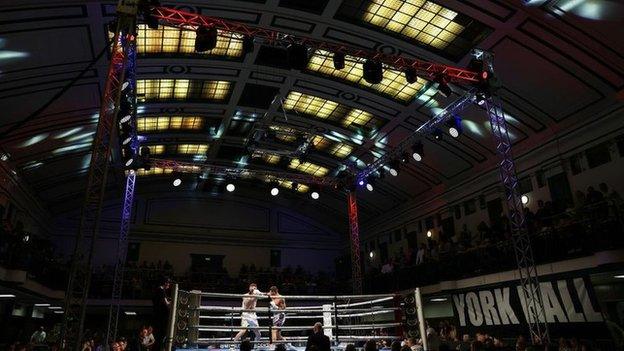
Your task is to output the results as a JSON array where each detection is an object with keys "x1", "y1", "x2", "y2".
[{"x1": 449, "y1": 274, "x2": 609, "y2": 338}]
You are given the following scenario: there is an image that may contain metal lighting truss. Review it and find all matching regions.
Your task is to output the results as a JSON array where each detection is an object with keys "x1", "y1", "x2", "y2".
[
  {"x1": 150, "y1": 158, "x2": 337, "y2": 186},
  {"x1": 150, "y1": 7, "x2": 480, "y2": 84},
  {"x1": 485, "y1": 92, "x2": 548, "y2": 342},
  {"x1": 356, "y1": 50, "x2": 548, "y2": 342},
  {"x1": 348, "y1": 191, "x2": 362, "y2": 294},
  {"x1": 61, "y1": 2, "x2": 137, "y2": 349},
  {"x1": 105, "y1": 28, "x2": 139, "y2": 347}
]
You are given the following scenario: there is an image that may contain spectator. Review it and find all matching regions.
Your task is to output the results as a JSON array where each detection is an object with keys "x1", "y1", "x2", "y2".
[
  {"x1": 586, "y1": 186, "x2": 604, "y2": 204},
  {"x1": 305, "y1": 322, "x2": 330, "y2": 351},
  {"x1": 457, "y1": 334, "x2": 471, "y2": 351},
  {"x1": 426, "y1": 327, "x2": 440, "y2": 351},
  {"x1": 140, "y1": 326, "x2": 155, "y2": 350},
  {"x1": 459, "y1": 225, "x2": 472, "y2": 249},
  {"x1": 30, "y1": 326, "x2": 46, "y2": 345},
  {"x1": 152, "y1": 277, "x2": 171, "y2": 350},
  {"x1": 391, "y1": 340, "x2": 402, "y2": 351},
  {"x1": 365, "y1": 340, "x2": 377, "y2": 351},
  {"x1": 415, "y1": 244, "x2": 426, "y2": 265},
  {"x1": 406, "y1": 337, "x2": 421, "y2": 351}
]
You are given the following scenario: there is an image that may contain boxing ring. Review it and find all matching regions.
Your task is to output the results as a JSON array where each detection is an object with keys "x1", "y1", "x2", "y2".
[{"x1": 164, "y1": 284, "x2": 425, "y2": 351}]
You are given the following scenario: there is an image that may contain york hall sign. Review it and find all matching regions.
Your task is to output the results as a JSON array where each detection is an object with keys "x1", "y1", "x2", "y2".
[{"x1": 448, "y1": 276, "x2": 607, "y2": 337}]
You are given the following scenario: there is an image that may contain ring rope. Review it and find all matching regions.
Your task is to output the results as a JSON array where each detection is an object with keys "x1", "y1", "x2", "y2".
[
  {"x1": 188, "y1": 291, "x2": 396, "y2": 300},
  {"x1": 196, "y1": 306, "x2": 399, "y2": 313},
  {"x1": 195, "y1": 335, "x2": 401, "y2": 344},
  {"x1": 192, "y1": 323, "x2": 401, "y2": 331}
]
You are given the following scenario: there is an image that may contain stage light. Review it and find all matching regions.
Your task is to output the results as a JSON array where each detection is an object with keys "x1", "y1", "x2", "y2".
[
  {"x1": 389, "y1": 160, "x2": 400, "y2": 177},
  {"x1": 366, "y1": 183, "x2": 374, "y2": 192},
  {"x1": 446, "y1": 116, "x2": 463, "y2": 138},
  {"x1": 271, "y1": 187, "x2": 279, "y2": 196},
  {"x1": 362, "y1": 59, "x2": 383, "y2": 84},
  {"x1": 287, "y1": 43, "x2": 309, "y2": 70},
  {"x1": 521, "y1": 195, "x2": 529, "y2": 205},
  {"x1": 173, "y1": 178, "x2": 182, "y2": 187},
  {"x1": 0, "y1": 294, "x2": 15, "y2": 298},
  {"x1": 427, "y1": 230, "x2": 432, "y2": 238},
  {"x1": 435, "y1": 75, "x2": 452, "y2": 98},
  {"x1": 333, "y1": 52, "x2": 345, "y2": 70},
  {"x1": 369, "y1": 251, "x2": 374, "y2": 258},
  {"x1": 475, "y1": 92, "x2": 487, "y2": 105},
  {"x1": 311, "y1": 191, "x2": 319, "y2": 200},
  {"x1": 358, "y1": 179, "x2": 365, "y2": 186},
  {"x1": 615, "y1": 275, "x2": 624, "y2": 279},
  {"x1": 404, "y1": 67, "x2": 417, "y2": 84},
  {"x1": 365, "y1": 176, "x2": 375, "y2": 192},
  {"x1": 433, "y1": 129, "x2": 443, "y2": 141},
  {"x1": 195, "y1": 26, "x2": 218, "y2": 52},
  {"x1": 411, "y1": 142, "x2": 423, "y2": 162},
  {"x1": 226, "y1": 183, "x2": 235, "y2": 192},
  {"x1": 119, "y1": 114, "x2": 131, "y2": 124}
]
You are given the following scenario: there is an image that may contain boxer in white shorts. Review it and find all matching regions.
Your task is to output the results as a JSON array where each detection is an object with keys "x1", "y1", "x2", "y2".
[{"x1": 234, "y1": 283, "x2": 264, "y2": 341}]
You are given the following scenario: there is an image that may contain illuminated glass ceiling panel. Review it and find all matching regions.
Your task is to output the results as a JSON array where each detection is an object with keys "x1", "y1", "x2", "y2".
[
  {"x1": 307, "y1": 49, "x2": 425, "y2": 102},
  {"x1": 282, "y1": 91, "x2": 382, "y2": 130},
  {"x1": 144, "y1": 144, "x2": 208, "y2": 155},
  {"x1": 136, "y1": 24, "x2": 244, "y2": 57},
  {"x1": 311, "y1": 136, "x2": 354, "y2": 159},
  {"x1": 363, "y1": 0, "x2": 464, "y2": 50},
  {"x1": 137, "y1": 116, "x2": 205, "y2": 132},
  {"x1": 136, "y1": 79, "x2": 231, "y2": 102},
  {"x1": 288, "y1": 159, "x2": 329, "y2": 177}
]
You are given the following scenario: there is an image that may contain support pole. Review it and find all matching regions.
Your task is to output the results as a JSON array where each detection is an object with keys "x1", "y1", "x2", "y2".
[
  {"x1": 105, "y1": 170, "x2": 137, "y2": 346},
  {"x1": 347, "y1": 191, "x2": 362, "y2": 294},
  {"x1": 61, "y1": 3, "x2": 137, "y2": 348},
  {"x1": 414, "y1": 288, "x2": 427, "y2": 351}
]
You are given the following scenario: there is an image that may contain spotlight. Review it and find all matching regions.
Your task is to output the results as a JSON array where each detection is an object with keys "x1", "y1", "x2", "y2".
[
  {"x1": 120, "y1": 124, "x2": 133, "y2": 145},
  {"x1": 411, "y1": 142, "x2": 424, "y2": 162},
  {"x1": 435, "y1": 75, "x2": 452, "y2": 98},
  {"x1": 226, "y1": 183, "x2": 235, "y2": 192},
  {"x1": 173, "y1": 178, "x2": 182, "y2": 187},
  {"x1": 333, "y1": 52, "x2": 345, "y2": 70},
  {"x1": 365, "y1": 176, "x2": 375, "y2": 192},
  {"x1": 521, "y1": 195, "x2": 529, "y2": 205},
  {"x1": 404, "y1": 67, "x2": 417, "y2": 84},
  {"x1": 358, "y1": 179, "x2": 365, "y2": 186},
  {"x1": 311, "y1": 191, "x2": 319, "y2": 200},
  {"x1": 195, "y1": 26, "x2": 218, "y2": 52},
  {"x1": 446, "y1": 116, "x2": 462, "y2": 138},
  {"x1": 270, "y1": 187, "x2": 279, "y2": 196},
  {"x1": 287, "y1": 43, "x2": 309, "y2": 70},
  {"x1": 362, "y1": 59, "x2": 383, "y2": 84},
  {"x1": 369, "y1": 251, "x2": 374, "y2": 258},
  {"x1": 389, "y1": 160, "x2": 400, "y2": 176},
  {"x1": 119, "y1": 114, "x2": 131, "y2": 124},
  {"x1": 432, "y1": 129, "x2": 443, "y2": 141},
  {"x1": 475, "y1": 92, "x2": 487, "y2": 105},
  {"x1": 427, "y1": 230, "x2": 433, "y2": 238}
]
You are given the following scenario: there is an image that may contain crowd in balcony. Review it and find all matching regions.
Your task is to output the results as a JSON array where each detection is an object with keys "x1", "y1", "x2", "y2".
[{"x1": 365, "y1": 183, "x2": 623, "y2": 292}]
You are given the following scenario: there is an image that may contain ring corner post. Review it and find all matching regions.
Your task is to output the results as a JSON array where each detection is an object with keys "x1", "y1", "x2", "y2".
[
  {"x1": 414, "y1": 288, "x2": 427, "y2": 351},
  {"x1": 165, "y1": 283, "x2": 179, "y2": 351}
]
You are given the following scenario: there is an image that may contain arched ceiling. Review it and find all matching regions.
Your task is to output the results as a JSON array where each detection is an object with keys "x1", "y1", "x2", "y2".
[{"x1": 1, "y1": 0, "x2": 623, "y2": 228}]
